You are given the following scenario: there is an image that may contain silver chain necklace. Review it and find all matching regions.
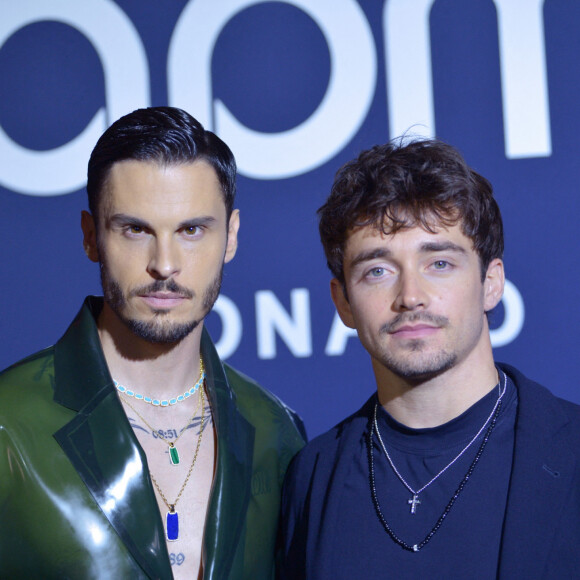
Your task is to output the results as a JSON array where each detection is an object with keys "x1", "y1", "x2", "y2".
[{"x1": 374, "y1": 370, "x2": 507, "y2": 515}]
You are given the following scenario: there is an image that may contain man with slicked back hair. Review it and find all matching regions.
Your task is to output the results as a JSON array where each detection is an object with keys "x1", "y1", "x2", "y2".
[{"x1": 0, "y1": 106, "x2": 305, "y2": 580}]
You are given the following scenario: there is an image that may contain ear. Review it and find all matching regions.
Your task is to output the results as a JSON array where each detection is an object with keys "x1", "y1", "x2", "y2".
[
  {"x1": 483, "y1": 258, "x2": 505, "y2": 312},
  {"x1": 224, "y1": 209, "x2": 240, "y2": 264},
  {"x1": 80, "y1": 211, "x2": 100, "y2": 263},
  {"x1": 330, "y1": 278, "x2": 356, "y2": 329}
]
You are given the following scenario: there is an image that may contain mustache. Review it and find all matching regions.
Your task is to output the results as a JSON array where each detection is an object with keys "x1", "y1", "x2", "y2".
[
  {"x1": 130, "y1": 279, "x2": 194, "y2": 299},
  {"x1": 380, "y1": 312, "x2": 449, "y2": 335}
]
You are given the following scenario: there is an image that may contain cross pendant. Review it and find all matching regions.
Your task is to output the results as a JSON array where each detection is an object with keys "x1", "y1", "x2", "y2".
[{"x1": 408, "y1": 494, "x2": 421, "y2": 514}]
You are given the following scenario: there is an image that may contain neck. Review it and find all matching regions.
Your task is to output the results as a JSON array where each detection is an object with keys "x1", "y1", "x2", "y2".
[
  {"x1": 97, "y1": 303, "x2": 204, "y2": 399},
  {"x1": 374, "y1": 355, "x2": 499, "y2": 429}
]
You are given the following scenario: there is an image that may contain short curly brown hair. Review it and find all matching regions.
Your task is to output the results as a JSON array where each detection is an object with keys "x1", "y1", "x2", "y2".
[{"x1": 318, "y1": 138, "x2": 503, "y2": 283}]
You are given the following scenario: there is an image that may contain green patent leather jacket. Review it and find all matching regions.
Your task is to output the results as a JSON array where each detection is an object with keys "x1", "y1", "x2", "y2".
[{"x1": 0, "y1": 297, "x2": 306, "y2": 579}]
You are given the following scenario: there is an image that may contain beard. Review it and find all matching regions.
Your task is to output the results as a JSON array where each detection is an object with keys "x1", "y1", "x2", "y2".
[
  {"x1": 375, "y1": 312, "x2": 457, "y2": 381},
  {"x1": 100, "y1": 261, "x2": 223, "y2": 345}
]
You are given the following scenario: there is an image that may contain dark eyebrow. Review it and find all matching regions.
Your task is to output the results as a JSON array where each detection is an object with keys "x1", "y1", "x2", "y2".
[
  {"x1": 419, "y1": 241, "x2": 468, "y2": 255},
  {"x1": 350, "y1": 241, "x2": 467, "y2": 269},
  {"x1": 108, "y1": 214, "x2": 218, "y2": 230},
  {"x1": 109, "y1": 214, "x2": 151, "y2": 229},
  {"x1": 350, "y1": 248, "x2": 392, "y2": 269},
  {"x1": 177, "y1": 216, "x2": 217, "y2": 230}
]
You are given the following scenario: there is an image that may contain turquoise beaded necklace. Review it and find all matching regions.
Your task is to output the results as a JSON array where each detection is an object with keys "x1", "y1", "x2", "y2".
[{"x1": 114, "y1": 357, "x2": 205, "y2": 407}]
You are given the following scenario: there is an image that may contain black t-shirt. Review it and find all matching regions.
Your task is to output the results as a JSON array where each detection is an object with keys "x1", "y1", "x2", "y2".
[{"x1": 280, "y1": 374, "x2": 518, "y2": 579}]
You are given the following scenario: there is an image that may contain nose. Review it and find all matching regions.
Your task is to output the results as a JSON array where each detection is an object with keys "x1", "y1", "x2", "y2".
[
  {"x1": 393, "y1": 269, "x2": 428, "y2": 312},
  {"x1": 147, "y1": 236, "x2": 181, "y2": 279}
]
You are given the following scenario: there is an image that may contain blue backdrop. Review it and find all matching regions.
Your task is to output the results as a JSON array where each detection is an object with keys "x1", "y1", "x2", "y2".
[{"x1": 1, "y1": 0, "x2": 575, "y2": 438}]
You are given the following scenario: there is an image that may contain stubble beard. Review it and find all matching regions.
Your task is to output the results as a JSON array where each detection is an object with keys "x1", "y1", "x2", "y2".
[
  {"x1": 376, "y1": 312, "x2": 457, "y2": 382},
  {"x1": 100, "y1": 261, "x2": 223, "y2": 345}
]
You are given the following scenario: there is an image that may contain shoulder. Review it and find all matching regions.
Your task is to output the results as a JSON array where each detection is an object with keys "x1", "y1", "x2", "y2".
[
  {"x1": 1, "y1": 345, "x2": 55, "y2": 377},
  {"x1": 280, "y1": 398, "x2": 373, "y2": 538},
  {"x1": 501, "y1": 363, "x2": 580, "y2": 411},
  {"x1": 223, "y1": 363, "x2": 302, "y2": 427},
  {"x1": 224, "y1": 363, "x2": 293, "y2": 413},
  {"x1": 285, "y1": 397, "x2": 372, "y2": 484},
  {"x1": 500, "y1": 362, "x2": 580, "y2": 436},
  {"x1": 0, "y1": 346, "x2": 72, "y2": 482},
  {"x1": 223, "y1": 362, "x2": 307, "y2": 447},
  {"x1": 0, "y1": 346, "x2": 56, "y2": 410}
]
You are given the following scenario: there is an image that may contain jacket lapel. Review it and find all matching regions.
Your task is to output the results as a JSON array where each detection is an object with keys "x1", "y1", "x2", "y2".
[
  {"x1": 52, "y1": 299, "x2": 257, "y2": 579},
  {"x1": 200, "y1": 328, "x2": 255, "y2": 580},
  {"x1": 52, "y1": 298, "x2": 172, "y2": 580},
  {"x1": 498, "y1": 365, "x2": 577, "y2": 578}
]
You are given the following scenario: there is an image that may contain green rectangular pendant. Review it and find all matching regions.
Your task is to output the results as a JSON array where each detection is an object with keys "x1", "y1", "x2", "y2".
[{"x1": 169, "y1": 445, "x2": 180, "y2": 465}]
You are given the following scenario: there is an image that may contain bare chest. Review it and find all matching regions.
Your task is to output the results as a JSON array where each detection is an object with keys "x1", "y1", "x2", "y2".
[{"x1": 120, "y1": 395, "x2": 216, "y2": 579}]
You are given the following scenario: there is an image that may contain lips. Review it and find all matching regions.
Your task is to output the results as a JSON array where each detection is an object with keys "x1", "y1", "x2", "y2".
[
  {"x1": 139, "y1": 292, "x2": 188, "y2": 309},
  {"x1": 380, "y1": 312, "x2": 449, "y2": 336},
  {"x1": 145, "y1": 291, "x2": 186, "y2": 299},
  {"x1": 390, "y1": 323, "x2": 440, "y2": 339}
]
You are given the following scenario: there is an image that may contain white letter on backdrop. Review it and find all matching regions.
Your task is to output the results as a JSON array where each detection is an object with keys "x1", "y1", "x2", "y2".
[
  {"x1": 493, "y1": 0, "x2": 551, "y2": 158},
  {"x1": 325, "y1": 312, "x2": 359, "y2": 356},
  {"x1": 212, "y1": 295, "x2": 243, "y2": 360},
  {"x1": 490, "y1": 279, "x2": 525, "y2": 348},
  {"x1": 256, "y1": 289, "x2": 312, "y2": 359},
  {"x1": 384, "y1": 0, "x2": 436, "y2": 139},
  {"x1": 168, "y1": 0, "x2": 376, "y2": 179},
  {"x1": 0, "y1": 0, "x2": 149, "y2": 196}
]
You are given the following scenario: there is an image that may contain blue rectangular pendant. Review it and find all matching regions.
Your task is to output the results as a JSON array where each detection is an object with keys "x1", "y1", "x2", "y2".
[{"x1": 166, "y1": 510, "x2": 179, "y2": 541}]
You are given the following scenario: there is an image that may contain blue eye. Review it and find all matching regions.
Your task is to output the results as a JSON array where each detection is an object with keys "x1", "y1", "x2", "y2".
[
  {"x1": 433, "y1": 260, "x2": 448, "y2": 269},
  {"x1": 368, "y1": 267, "x2": 384, "y2": 277}
]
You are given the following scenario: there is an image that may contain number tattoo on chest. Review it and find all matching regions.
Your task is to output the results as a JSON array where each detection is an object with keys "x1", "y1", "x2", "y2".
[
  {"x1": 169, "y1": 552, "x2": 185, "y2": 566},
  {"x1": 127, "y1": 404, "x2": 213, "y2": 441}
]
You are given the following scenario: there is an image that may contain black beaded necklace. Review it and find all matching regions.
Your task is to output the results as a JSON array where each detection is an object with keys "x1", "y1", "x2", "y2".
[{"x1": 367, "y1": 391, "x2": 503, "y2": 552}]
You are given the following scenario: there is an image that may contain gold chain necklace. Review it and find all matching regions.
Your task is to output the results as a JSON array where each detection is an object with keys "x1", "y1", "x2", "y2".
[
  {"x1": 130, "y1": 384, "x2": 206, "y2": 542},
  {"x1": 121, "y1": 388, "x2": 203, "y2": 466}
]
